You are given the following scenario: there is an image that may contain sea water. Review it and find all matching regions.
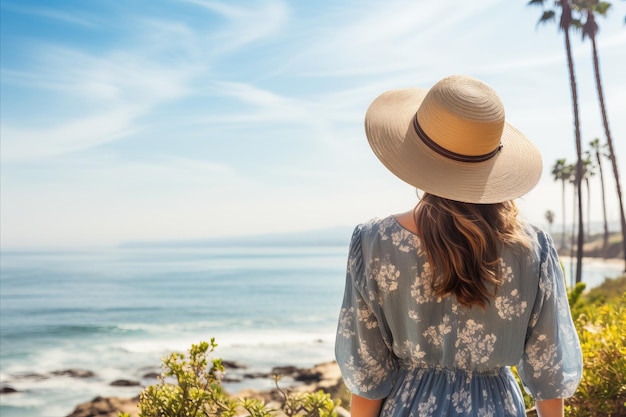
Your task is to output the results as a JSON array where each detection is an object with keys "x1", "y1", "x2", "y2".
[
  {"x1": 1, "y1": 246, "x2": 623, "y2": 417},
  {"x1": 0, "y1": 245, "x2": 349, "y2": 417}
]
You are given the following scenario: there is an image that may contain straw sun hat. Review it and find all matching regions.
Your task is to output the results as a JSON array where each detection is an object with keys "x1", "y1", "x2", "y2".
[{"x1": 365, "y1": 75, "x2": 543, "y2": 204}]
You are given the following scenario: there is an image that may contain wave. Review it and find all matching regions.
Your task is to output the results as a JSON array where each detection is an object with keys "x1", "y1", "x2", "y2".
[{"x1": 0, "y1": 324, "x2": 145, "y2": 340}]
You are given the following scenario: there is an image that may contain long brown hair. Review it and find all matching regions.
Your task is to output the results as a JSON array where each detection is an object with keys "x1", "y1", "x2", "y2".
[{"x1": 414, "y1": 193, "x2": 531, "y2": 308}]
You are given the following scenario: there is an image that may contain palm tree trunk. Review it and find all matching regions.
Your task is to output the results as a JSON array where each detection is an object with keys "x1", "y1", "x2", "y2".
[
  {"x1": 586, "y1": 178, "x2": 591, "y2": 239},
  {"x1": 595, "y1": 149, "x2": 609, "y2": 257},
  {"x1": 562, "y1": 179, "x2": 567, "y2": 250},
  {"x1": 591, "y1": 34, "x2": 626, "y2": 270},
  {"x1": 571, "y1": 182, "x2": 577, "y2": 287},
  {"x1": 560, "y1": 4, "x2": 585, "y2": 283}
]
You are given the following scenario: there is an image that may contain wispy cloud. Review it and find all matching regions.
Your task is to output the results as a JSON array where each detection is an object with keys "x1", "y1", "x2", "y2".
[
  {"x1": 182, "y1": 0, "x2": 289, "y2": 53},
  {"x1": 1, "y1": 107, "x2": 142, "y2": 161},
  {"x1": 274, "y1": 0, "x2": 502, "y2": 78},
  {"x1": 1, "y1": 0, "x2": 293, "y2": 162},
  {"x1": 3, "y1": 3, "x2": 102, "y2": 27},
  {"x1": 1, "y1": 43, "x2": 197, "y2": 161}
]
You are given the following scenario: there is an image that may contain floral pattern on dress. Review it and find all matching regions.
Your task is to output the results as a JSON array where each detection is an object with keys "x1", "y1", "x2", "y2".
[
  {"x1": 335, "y1": 217, "x2": 583, "y2": 416},
  {"x1": 367, "y1": 256, "x2": 400, "y2": 305},
  {"x1": 417, "y1": 395, "x2": 438, "y2": 415},
  {"x1": 410, "y1": 262, "x2": 443, "y2": 304},
  {"x1": 423, "y1": 314, "x2": 452, "y2": 348},
  {"x1": 454, "y1": 319, "x2": 496, "y2": 368},
  {"x1": 391, "y1": 228, "x2": 418, "y2": 253},
  {"x1": 451, "y1": 383, "x2": 472, "y2": 413},
  {"x1": 495, "y1": 288, "x2": 527, "y2": 320},
  {"x1": 395, "y1": 340, "x2": 427, "y2": 363}
]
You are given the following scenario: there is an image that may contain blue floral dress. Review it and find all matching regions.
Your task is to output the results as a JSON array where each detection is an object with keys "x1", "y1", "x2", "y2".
[{"x1": 335, "y1": 216, "x2": 582, "y2": 417}]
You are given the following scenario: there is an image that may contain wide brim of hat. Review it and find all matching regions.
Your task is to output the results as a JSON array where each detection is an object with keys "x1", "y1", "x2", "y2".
[{"x1": 365, "y1": 88, "x2": 543, "y2": 204}]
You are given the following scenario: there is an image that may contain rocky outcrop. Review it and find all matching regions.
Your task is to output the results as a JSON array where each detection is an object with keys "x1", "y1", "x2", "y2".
[
  {"x1": 51, "y1": 369, "x2": 96, "y2": 378},
  {"x1": 66, "y1": 396, "x2": 139, "y2": 417},
  {"x1": 110, "y1": 379, "x2": 141, "y2": 387},
  {"x1": 234, "y1": 361, "x2": 347, "y2": 404},
  {"x1": 1, "y1": 385, "x2": 18, "y2": 394},
  {"x1": 65, "y1": 361, "x2": 347, "y2": 417}
]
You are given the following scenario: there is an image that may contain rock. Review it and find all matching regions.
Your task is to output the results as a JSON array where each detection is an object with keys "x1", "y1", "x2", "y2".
[
  {"x1": 271, "y1": 365, "x2": 299, "y2": 375},
  {"x1": 142, "y1": 372, "x2": 160, "y2": 379},
  {"x1": 110, "y1": 379, "x2": 141, "y2": 387},
  {"x1": 234, "y1": 388, "x2": 285, "y2": 404},
  {"x1": 13, "y1": 372, "x2": 48, "y2": 380},
  {"x1": 289, "y1": 361, "x2": 347, "y2": 399},
  {"x1": 51, "y1": 369, "x2": 96, "y2": 378},
  {"x1": 243, "y1": 371, "x2": 270, "y2": 379},
  {"x1": 293, "y1": 369, "x2": 323, "y2": 383},
  {"x1": 1, "y1": 385, "x2": 18, "y2": 394},
  {"x1": 65, "y1": 396, "x2": 139, "y2": 417},
  {"x1": 239, "y1": 361, "x2": 347, "y2": 402},
  {"x1": 222, "y1": 376, "x2": 244, "y2": 383},
  {"x1": 222, "y1": 360, "x2": 247, "y2": 370}
]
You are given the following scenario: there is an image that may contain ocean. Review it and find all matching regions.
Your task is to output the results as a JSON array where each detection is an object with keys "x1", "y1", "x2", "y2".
[{"x1": 0, "y1": 244, "x2": 623, "y2": 417}]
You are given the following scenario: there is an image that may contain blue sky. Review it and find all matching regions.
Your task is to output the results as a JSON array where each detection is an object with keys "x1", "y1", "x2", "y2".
[{"x1": 1, "y1": 0, "x2": 625, "y2": 249}]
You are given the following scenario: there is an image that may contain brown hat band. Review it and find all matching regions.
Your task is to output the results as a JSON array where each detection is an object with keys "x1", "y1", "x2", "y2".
[{"x1": 413, "y1": 115, "x2": 503, "y2": 163}]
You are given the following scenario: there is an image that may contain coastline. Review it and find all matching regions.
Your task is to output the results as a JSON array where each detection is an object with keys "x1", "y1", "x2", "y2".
[
  {"x1": 556, "y1": 255, "x2": 625, "y2": 288},
  {"x1": 2, "y1": 247, "x2": 623, "y2": 416},
  {"x1": 63, "y1": 360, "x2": 348, "y2": 417},
  {"x1": 59, "y1": 256, "x2": 625, "y2": 417}
]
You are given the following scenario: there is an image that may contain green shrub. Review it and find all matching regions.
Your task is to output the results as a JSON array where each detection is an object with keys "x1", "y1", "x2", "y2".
[
  {"x1": 566, "y1": 293, "x2": 626, "y2": 416},
  {"x1": 120, "y1": 339, "x2": 339, "y2": 417},
  {"x1": 514, "y1": 276, "x2": 626, "y2": 416},
  {"x1": 583, "y1": 275, "x2": 626, "y2": 306}
]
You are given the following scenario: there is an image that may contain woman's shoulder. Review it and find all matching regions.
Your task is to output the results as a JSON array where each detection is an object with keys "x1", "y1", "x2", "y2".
[
  {"x1": 511, "y1": 221, "x2": 559, "y2": 266},
  {"x1": 521, "y1": 221, "x2": 556, "y2": 250},
  {"x1": 351, "y1": 214, "x2": 420, "y2": 254},
  {"x1": 352, "y1": 215, "x2": 400, "y2": 238}
]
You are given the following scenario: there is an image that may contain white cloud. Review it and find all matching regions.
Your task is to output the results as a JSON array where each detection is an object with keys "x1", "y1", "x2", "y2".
[
  {"x1": 1, "y1": 107, "x2": 142, "y2": 161},
  {"x1": 3, "y1": 3, "x2": 102, "y2": 27},
  {"x1": 183, "y1": 0, "x2": 289, "y2": 53},
  {"x1": 275, "y1": 0, "x2": 503, "y2": 77}
]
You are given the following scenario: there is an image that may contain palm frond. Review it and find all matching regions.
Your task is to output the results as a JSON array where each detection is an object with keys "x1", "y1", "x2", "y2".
[
  {"x1": 528, "y1": 0, "x2": 546, "y2": 5},
  {"x1": 537, "y1": 9, "x2": 557, "y2": 27},
  {"x1": 595, "y1": 1, "x2": 611, "y2": 15},
  {"x1": 571, "y1": 18, "x2": 584, "y2": 31}
]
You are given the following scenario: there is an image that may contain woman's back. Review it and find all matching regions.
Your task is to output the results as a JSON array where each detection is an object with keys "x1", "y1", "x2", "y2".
[
  {"x1": 335, "y1": 215, "x2": 582, "y2": 416},
  {"x1": 335, "y1": 74, "x2": 582, "y2": 417}
]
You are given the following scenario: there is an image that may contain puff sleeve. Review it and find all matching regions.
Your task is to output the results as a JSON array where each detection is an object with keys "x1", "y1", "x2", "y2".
[
  {"x1": 517, "y1": 232, "x2": 583, "y2": 401},
  {"x1": 334, "y1": 225, "x2": 397, "y2": 399}
]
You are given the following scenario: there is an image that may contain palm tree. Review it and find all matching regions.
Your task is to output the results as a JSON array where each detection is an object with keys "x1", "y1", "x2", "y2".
[
  {"x1": 582, "y1": 152, "x2": 595, "y2": 239},
  {"x1": 545, "y1": 210, "x2": 556, "y2": 235},
  {"x1": 552, "y1": 158, "x2": 569, "y2": 249},
  {"x1": 568, "y1": 162, "x2": 578, "y2": 284},
  {"x1": 590, "y1": 138, "x2": 609, "y2": 256},
  {"x1": 529, "y1": 0, "x2": 585, "y2": 283},
  {"x1": 574, "y1": 0, "x2": 626, "y2": 270}
]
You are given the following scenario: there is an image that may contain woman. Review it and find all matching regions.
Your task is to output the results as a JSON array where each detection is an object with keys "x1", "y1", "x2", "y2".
[{"x1": 335, "y1": 75, "x2": 582, "y2": 417}]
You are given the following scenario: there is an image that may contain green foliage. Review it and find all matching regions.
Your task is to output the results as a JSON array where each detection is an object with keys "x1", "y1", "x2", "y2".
[
  {"x1": 119, "y1": 339, "x2": 339, "y2": 417},
  {"x1": 513, "y1": 276, "x2": 626, "y2": 416},
  {"x1": 567, "y1": 281, "x2": 587, "y2": 318},
  {"x1": 583, "y1": 275, "x2": 626, "y2": 306},
  {"x1": 281, "y1": 389, "x2": 338, "y2": 417},
  {"x1": 566, "y1": 293, "x2": 626, "y2": 416}
]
